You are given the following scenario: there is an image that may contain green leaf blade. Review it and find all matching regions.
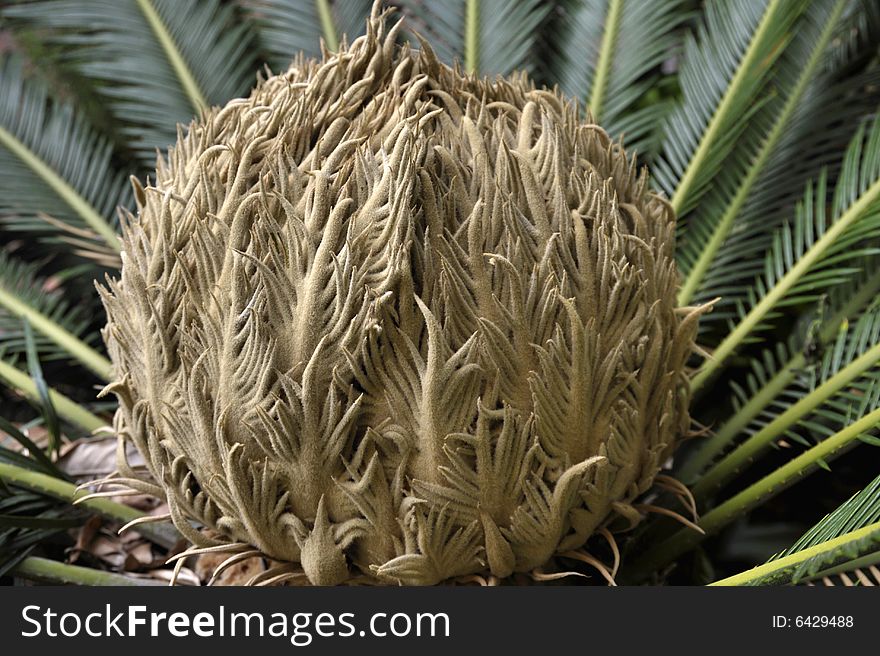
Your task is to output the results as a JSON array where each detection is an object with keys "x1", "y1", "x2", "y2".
[{"x1": 3, "y1": 0, "x2": 258, "y2": 164}]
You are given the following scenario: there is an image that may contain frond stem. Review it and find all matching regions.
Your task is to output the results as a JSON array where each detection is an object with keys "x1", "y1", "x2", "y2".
[
  {"x1": 0, "y1": 285, "x2": 112, "y2": 381},
  {"x1": 135, "y1": 0, "x2": 208, "y2": 115},
  {"x1": 0, "y1": 461, "x2": 180, "y2": 549},
  {"x1": 681, "y1": 266, "x2": 880, "y2": 481},
  {"x1": 691, "y1": 175, "x2": 880, "y2": 393},
  {"x1": 670, "y1": 0, "x2": 786, "y2": 216},
  {"x1": 677, "y1": 0, "x2": 848, "y2": 305},
  {"x1": 709, "y1": 521, "x2": 880, "y2": 586},
  {"x1": 587, "y1": 0, "x2": 623, "y2": 121},
  {"x1": 631, "y1": 405, "x2": 880, "y2": 580},
  {"x1": 693, "y1": 337, "x2": 880, "y2": 498},
  {"x1": 12, "y1": 556, "x2": 159, "y2": 585},
  {"x1": 0, "y1": 360, "x2": 105, "y2": 433},
  {"x1": 681, "y1": 355, "x2": 801, "y2": 483},
  {"x1": 0, "y1": 126, "x2": 120, "y2": 250},
  {"x1": 807, "y1": 550, "x2": 880, "y2": 581},
  {"x1": 465, "y1": 0, "x2": 479, "y2": 74},
  {"x1": 315, "y1": 0, "x2": 339, "y2": 51}
]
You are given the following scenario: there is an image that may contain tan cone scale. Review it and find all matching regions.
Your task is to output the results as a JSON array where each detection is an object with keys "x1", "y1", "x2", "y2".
[{"x1": 99, "y1": 5, "x2": 702, "y2": 585}]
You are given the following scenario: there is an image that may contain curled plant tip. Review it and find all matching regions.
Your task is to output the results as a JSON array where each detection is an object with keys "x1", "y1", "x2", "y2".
[
  {"x1": 654, "y1": 473, "x2": 699, "y2": 521},
  {"x1": 560, "y1": 549, "x2": 617, "y2": 586},
  {"x1": 72, "y1": 488, "x2": 143, "y2": 504},
  {"x1": 691, "y1": 343, "x2": 715, "y2": 363},
  {"x1": 455, "y1": 574, "x2": 499, "y2": 586},
  {"x1": 610, "y1": 501, "x2": 644, "y2": 533},
  {"x1": 165, "y1": 542, "x2": 255, "y2": 567},
  {"x1": 170, "y1": 557, "x2": 186, "y2": 587},
  {"x1": 249, "y1": 564, "x2": 306, "y2": 587},
  {"x1": 684, "y1": 419, "x2": 713, "y2": 440},
  {"x1": 99, "y1": 1, "x2": 704, "y2": 585},
  {"x1": 207, "y1": 550, "x2": 265, "y2": 586},
  {"x1": 74, "y1": 475, "x2": 124, "y2": 494},
  {"x1": 634, "y1": 503, "x2": 706, "y2": 535},
  {"x1": 117, "y1": 513, "x2": 173, "y2": 536},
  {"x1": 530, "y1": 568, "x2": 589, "y2": 582},
  {"x1": 597, "y1": 527, "x2": 621, "y2": 579}
]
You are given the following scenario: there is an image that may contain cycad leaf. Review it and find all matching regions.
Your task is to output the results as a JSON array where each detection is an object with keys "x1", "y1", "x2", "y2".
[
  {"x1": 332, "y1": 0, "x2": 374, "y2": 46},
  {"x1": 692, "y1": 114, "x2": 880, "y2": 392},
  {"x1": 0, "y1": 250, "x2": 109, "y2": 379},
  {"x1": 688, "y1": 3, "x2": 880, "y2": 319},
  {"x1": 712, "y1": 474, "x2": 880, "y2": 585},
  {"x1": 653, "y1": 0, "x2": 805, "y2": 217},
  {"x1": 240, "y1": 0, "x2": 373, "y2": 70},
  {"x1": 0, "y1": 56, "x2": 125, "y2": 251},
  {"x1": 0, "y1": 486, "x2": 87, "y2": 578},
  {"x1": 681, "y1": 264, "x2": 880, "y2": 482},
  {"x1": 544, "y1": 0, "x2": 687, "y2": 156},
  {"x1": 828, "y1": 0, "x2": 880, "y2": 69},
  {"x1": 637, "y1": 390, "x2": 880, "y2": 579},
  {"x1": 22, "y1": 321, "x2": 61, "y2": 456},
  {"x1": 0, "y1": 408, "x2": 85, "y2": 574},
  {"x1": 676, "y1": 0, "x2": 851, "y2": 305},
  {"x1": 0, "y1": 356, "x2": 105, "y2": 434},
  {"x1": 2, "y1": 0, "x2": 258, "y2": 164},
  {"x1": 691, "y1": 299, "x2": 880, "y2": 497},
  {"x1": 397, "y1": 0, "x2": 549, "y2": 76}
]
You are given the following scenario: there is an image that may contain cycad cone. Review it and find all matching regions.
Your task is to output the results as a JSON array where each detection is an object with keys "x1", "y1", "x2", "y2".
[{"x1": 99, "y1": 5, "x2": 702, "y2": 585}]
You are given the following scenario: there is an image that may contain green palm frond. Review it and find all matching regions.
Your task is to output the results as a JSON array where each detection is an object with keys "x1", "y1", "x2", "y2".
[
  {"x1": 828, "y1": 0, "x2": 880, "y2": 71},
  {"x1": 542, "y1": 0, "x2": 687, "y2": 156},
  {"x1": 653, "y1": 0, "x2": 805, "y2": 218},
  {"x1": 0, "y1": 401, "x2": 178, "y2": 576},
  {"x1": 0, "y1": 411, "x2": 63, "y2": 479},
  {"x1": 685, "y1": 5, "x2": 880, "y2": 319},
  {"x1": 0, "y1": 487, "x2": 85, "y2": 579},
  {"x1": 396, "y1": 0, "x2": 465, "y2": 69},
  {"x1": 632, "y1": 385, "x2": 880, "y2": 580},
  {"x1": 697, "y1": 75, "x2": 880, "y2": 329},
  {"x1": 21, "y1": 321, "x2": 62, "y2": 457},
  {"x1": 2, "y1": 0, "x2": 258, "y2": 165},
  {"x1": 0, "y1": 249, "x2": 110, "y2": 378},
  {"x1": 680, "y1": 265, "x2": 880, "y2": 483},
  {"x1": 676, "y1": 0, "x2": 852, "y2": 306},
  {"x1": 687, "y1": 304, "x2": 880, "y2": 498},
  {"x1": 0, "y1": 55, "x2": 124, "y2": 253},
  {"x1": 687, "y1": 307, "x2": 880, "y2": 496},
  {"x1": 711, "y1": 473, "x2": 880, "y2": 585},
  {"x1": 397, "y1": 0, "x2": 549, "y2": 76},
  {"x1": 0, "y1": 389, "x2": 81, "y2": 575},
  {"x1": 0, "y1": 357, "x2": 104, "y2": 433},
  {"x1": 240, "y1": 0, "x2": 373, "y2": 70},
  {"x1": 776, "y1": 469, "x2": 880, "y2": 553},
  {"x1": 692, "y1": 114, "x2": 880, "y2": 392},
  {"x1": 331, "y1": 0, "x2": 374, "y2": 46}
]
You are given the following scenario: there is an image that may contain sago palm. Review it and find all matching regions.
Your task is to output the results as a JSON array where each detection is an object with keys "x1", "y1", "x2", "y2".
[{"x1": 0, "y1": 0, "x2": 878, "y2": 586}]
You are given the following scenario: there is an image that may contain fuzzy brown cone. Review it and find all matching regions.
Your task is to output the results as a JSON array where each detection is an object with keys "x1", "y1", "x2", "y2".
[{"x1": 99, "y1": 5, "x2": 702, "y2": 585}]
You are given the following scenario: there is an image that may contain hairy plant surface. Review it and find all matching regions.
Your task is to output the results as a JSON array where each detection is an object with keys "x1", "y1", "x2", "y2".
[{"x1": 98, "y1": 6, "x2": 701, "y2": 585}]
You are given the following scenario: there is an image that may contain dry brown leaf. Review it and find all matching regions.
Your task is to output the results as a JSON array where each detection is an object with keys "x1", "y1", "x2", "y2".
[{"x1": 58, "y1": 436, "x2": 144, "y2": 478}]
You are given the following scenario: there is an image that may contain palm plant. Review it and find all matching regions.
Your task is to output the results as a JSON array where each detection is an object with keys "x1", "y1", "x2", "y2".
[{"x1": 0, "y1": 0, "x2": 878, "y2": 586}]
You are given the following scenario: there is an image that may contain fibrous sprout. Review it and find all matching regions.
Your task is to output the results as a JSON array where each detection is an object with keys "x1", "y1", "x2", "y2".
[{"x1": 99, "y1": 4, "x2": 703, "y2": 585}]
